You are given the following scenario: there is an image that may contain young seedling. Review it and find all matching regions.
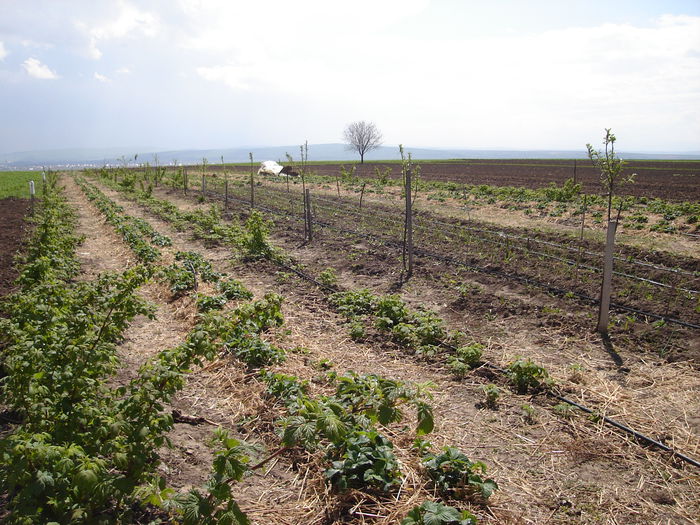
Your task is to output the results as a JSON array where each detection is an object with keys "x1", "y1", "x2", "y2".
[{"x1": 481, "y1": 384, "x2": 500, "y2": 409}]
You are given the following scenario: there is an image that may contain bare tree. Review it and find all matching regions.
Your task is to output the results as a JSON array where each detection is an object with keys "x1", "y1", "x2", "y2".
[{"x1": 343, "y1": 121, "x2": 383, "y2": 164}]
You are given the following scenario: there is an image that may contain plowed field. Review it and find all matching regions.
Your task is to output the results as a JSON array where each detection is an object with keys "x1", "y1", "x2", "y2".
[{"x1": 305, "y1": 159, "x2": 700, "y2": 202}]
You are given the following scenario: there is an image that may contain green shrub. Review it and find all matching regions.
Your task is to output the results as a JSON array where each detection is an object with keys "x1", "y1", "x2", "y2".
[
  {"x1": 242, "y1": 211, "x2": 273, "y2": 259},
  {"x1": 195, "y1": 293, "x2": 228, "y2": 312}
]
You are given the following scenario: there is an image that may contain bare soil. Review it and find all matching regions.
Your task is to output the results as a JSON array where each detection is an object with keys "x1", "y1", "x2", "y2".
[
  {"x1": 306, "y1": 160, "x2": 700, "y2": 202},
  {"x1": 0, "y1": 198, "x2": 32, "y2": 299}
]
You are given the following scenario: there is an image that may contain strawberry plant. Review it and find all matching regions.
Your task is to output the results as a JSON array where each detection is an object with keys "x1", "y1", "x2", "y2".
[
  {"x1": 195, "y1": 293, "x2": 228, "y2": 312},
  {"x1": 448, "y1": 343, "x2": 483, "y2": 378},
  {"x1": 217, "y1": 278, "x2": 253, "y2": 300},
  {"x1": 332, "y1": 290, "x2": 447, "y2": 356},
  {"x1": 422, "y1": 447, "x2": 498, "y2": 501},
  {"x1": 481, "y1": 384, "x2": 500, "y2": 409},
  {"x1": 162, "y1": 251, "x2": 221, "y2": 296},
  {"x1": 231, "y1": 337, "x2": 285, "y2": 368},
  {"x1": 318, "y1": 267, "x2": 338, "y2": 288},
  {"x1": 332, "y1": 371, "x2": 434, "y2": 435},
  {"x1": 506, "y1": 357, "x2": 551, "y2": 394},
  {"x1": 241, "y1": 211, "x2": 275, "y2": 260},
  {"x1": 278, "y1": 371, "x2": 435, "y2": 494},
  {"x1": 324, "y1": 430, "x2": 400, "y2": 492},
  {"x1": 402, "y1": 501, "x2": 478, "y2": 525},
  {"x1": 260, "y1": 371, "x2": 309, "y2": 404},
  {"x1": 330, "y1": 288, "x2": 376, "y2": 317}
]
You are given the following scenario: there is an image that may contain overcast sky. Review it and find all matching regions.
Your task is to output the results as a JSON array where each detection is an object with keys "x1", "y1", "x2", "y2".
[{"x1": 1, "y1": 0, "x2": 699, "y2": 154}]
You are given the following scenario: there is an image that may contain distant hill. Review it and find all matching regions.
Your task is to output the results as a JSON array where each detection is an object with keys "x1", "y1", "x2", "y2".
[{"x1": 1, "y1": 143, "x2": 699, "y2": 170}]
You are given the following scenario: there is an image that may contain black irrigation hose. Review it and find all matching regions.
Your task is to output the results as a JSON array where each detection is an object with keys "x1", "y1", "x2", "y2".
[
  {"x1": 476, "y1": 362, "x2": 700, "y2": 470},
  {"x1": 408, "y1": 221, "x2": 700, "y2": 294},
  {"x1": 309, "y1": 215, "x2": 700, "y2": 330},
  {"x1": 259, "y1": 185, "x2": 700, "y2": 287},
  {"x1": 206, "y1": 187, "x2": 700, "y2": 329},
  {"x1": 550, "y1": 393, "x2": 700, "y2": 469},
  {"x1": 422, "y1": 214, "x2": 700, "y2": 278},
  {"x1": 285, "y1": 186, "x2": 700, "y2": 278}
]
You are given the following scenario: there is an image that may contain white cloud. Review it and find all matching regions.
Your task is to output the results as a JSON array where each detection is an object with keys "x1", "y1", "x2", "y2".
[
  {"x1": 0, "y1": 42, "x2": 7, "y2": 60},
  {"x1": 196, "y1": 65, "x2": 251, "y2": 90},
  {"x1": 94, "y1": 72, "x2": 110, "y2": 82},
  {"x1": 22, "y1": 58, "x2": 58, "y2": 79},
  {"x1": 84, "y1": 0, "x2": 160, "y2": 60},
  {"x1": 115, "y1": 66, "x2": 131, "y2": 74}
]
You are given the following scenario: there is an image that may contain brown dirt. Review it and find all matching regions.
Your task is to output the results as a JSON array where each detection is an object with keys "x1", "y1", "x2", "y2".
[
  {"x1": 86, "y1": 178, "x2": 700, "y2": 524},
  {"x1": 306, "y1": 160, "x2": 700, "y2": 202},
  {"x1": 0, "y1": 198, "x2": 32, "y2": 299}
]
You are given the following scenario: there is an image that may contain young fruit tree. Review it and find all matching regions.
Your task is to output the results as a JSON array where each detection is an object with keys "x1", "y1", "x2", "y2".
[
  {"x1": 586, "y1": 128, "x2": 635, "y2": 335},
  {"x1": 587, "y1": 128, "x2": 635, "y2": 222},
  {"x1": 343, "y1": 121, "x2": 383, "y2": 164}
]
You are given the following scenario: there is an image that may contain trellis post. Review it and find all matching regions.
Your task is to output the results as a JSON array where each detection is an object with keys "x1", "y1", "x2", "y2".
[{"x1": 597, "y1": 220, "x2": 617, "y2": 335}]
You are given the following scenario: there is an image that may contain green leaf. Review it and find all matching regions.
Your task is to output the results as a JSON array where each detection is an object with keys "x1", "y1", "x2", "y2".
[{"x1": 415, "y1": 402, "x2": 434, "y2": 435}]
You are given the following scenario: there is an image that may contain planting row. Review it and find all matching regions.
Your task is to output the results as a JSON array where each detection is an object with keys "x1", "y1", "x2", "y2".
[
  {"x1": 185, "y1": 175, "x2": 700, "y2": 329},
  {"x1": 75, "y1": 175, "x2": 501, "y2": 523}
]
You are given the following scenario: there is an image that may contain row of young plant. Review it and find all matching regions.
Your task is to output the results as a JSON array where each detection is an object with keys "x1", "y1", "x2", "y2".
[
  {"x1": 76, "y1": 176, "x2": 170, "y2": 263},
  {"x1": 82, "y1": 171, "x2": 502, "y2": 523},
  {"x1": 210, "y1": 176, "x2": 700, "y2": 326},
  {"x1": 88, "y1": 168, "x2": 283, "y2": 261},
  {"x1": 330, "y1": 289, "x2": 551, "y2": 396},
  {"x1": 4, "y1": 174, "x2": 284, "y2": 523},
  {"x1": 74, "y1": 173, "x2": 286, "y2": 523},
  {"x1": 95, "y1": 159, "x2": 700, "y2": 235},
  {"x1": 245, "y1": 162, "x2": 700, "y2": 234},
  {"x1": 0, "y1": 178, "x2": 169, "y2": 523},
  {"x1": 93, "y1": 170, "x2": 698, "y2": 469},
  {"x1": 93, "y1": 163, "x2": 700, "y2": 288},
  {"x1": 83, "y1": 169, "x2": 565, "y2": 401}
]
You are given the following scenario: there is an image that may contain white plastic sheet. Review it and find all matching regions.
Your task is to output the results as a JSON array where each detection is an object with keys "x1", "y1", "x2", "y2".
[{"x1": 257, "y1": 160, "x2": 284, "y2": 176}]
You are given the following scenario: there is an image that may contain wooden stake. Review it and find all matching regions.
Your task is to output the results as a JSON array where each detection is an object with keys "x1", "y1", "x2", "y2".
[
  {"x1": 597, "y1": 220, "x2": 617, "y2": 334},
  {"x1": 29, "y1": 180, "x2": 35, "y2": 214},
  {"x1": 224, "y1": 179, "x2": 229, "y2": 210},
  {"x1": 305, "y1": 188, "x2": 313, "y2": 242},
  {"x1": 201, "y1": 174, "x2": 206, "y2": 200},
  {"x1": 249, "y1": 152, "x2": 255, "y2": 209},
  {"x1": 359, "y1": 182, "x2": 366, "y2": 210},
  {"x1": 405, "y1": 167, "x2": 413, "y2": 277},
  {"x1": 250, "y1": 174, "x2": 255, "y2": 208},
  {"x1": 302, "y1": 190, "x2": 307, "y2": 240}
]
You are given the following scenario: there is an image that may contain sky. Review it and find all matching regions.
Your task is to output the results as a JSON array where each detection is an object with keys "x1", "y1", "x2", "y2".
[{"x1": 1, "y1": 0, "x2": 699, "y2": 155}]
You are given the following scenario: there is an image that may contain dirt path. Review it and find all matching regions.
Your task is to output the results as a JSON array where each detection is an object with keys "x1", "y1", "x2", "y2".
[{"x1": 82, "y1": 177, "x2": 700, "y2": 524}]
